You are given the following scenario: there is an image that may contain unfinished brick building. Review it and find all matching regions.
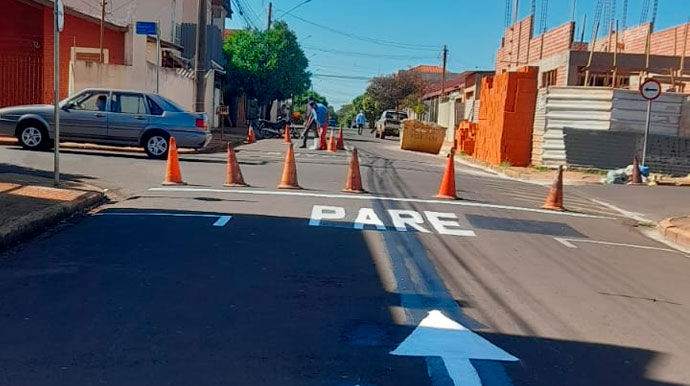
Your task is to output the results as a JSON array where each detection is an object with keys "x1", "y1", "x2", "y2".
[{"x1": 497, "y1": 16, "x2": 690, "y2": 91}]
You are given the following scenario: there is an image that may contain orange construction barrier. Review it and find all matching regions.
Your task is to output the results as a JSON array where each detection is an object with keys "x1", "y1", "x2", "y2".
[
  {"x1": 336, "y1": 127, "x2": 345, "y2": 150},
  {"x1": 434, "y1": 152, "x2": 458, "y2": 199},
  {"x1": 162, "y1": 137, "x2": 186, "y2": 185},
  {"x1": 278, "y1": 143, "x2": 302, "y2": 189},
  {"x1": 542, "y1": 165, "x2": 564, "y2": 211},
  {"x1": 224, "y1": 143, "x2": 248, "y2": 187},
  {"x1": 327, "y1": 129, "x2": 337, "y2": 152},
  {"x1": 343, "y1": 148, "x2": 365, "y2": 194},
  {"x1": 283, "y1": 123, "x2": 292, "y2": 144},
  {"x1": 246, "y1": 126, "x2": 256, "y2": 144}
]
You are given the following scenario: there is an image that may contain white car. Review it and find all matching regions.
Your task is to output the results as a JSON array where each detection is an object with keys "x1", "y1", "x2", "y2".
[{"x1": 375, "y1": 110, "x2": 408, "y2": 139}]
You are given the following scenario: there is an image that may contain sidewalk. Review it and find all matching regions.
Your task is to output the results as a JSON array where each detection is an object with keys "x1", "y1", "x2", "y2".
[{"x1": 0, "y1": 165, "x2": 105, "y2": 250}]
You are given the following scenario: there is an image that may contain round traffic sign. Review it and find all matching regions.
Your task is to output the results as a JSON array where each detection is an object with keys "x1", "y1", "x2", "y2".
[{"x1": 640, "y1": 78, "x2": 661, "y2": 101}]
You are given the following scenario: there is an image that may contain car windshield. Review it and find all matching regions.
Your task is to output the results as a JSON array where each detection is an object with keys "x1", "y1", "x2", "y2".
[{"x1": 385, "y1": 112, "x2": 407, "y2": 120}]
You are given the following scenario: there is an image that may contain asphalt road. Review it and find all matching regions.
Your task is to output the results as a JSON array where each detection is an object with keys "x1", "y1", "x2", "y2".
[{"x1": 1, "y1": 129, "x2": 689, "y2": 386}]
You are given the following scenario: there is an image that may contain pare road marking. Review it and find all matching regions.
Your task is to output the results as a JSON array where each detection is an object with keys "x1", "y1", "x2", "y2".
[
  {"x1": 309, "y1": 205, "x2": 476, "y2": 237},
  {"x1": 149, "y1": 187, "x2": 615, "y2": 220}
]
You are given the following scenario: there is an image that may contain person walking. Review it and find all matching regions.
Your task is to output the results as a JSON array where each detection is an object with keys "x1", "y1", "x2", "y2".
[
  {"x1": 355, "y1": 110, "x2": 366, "y2": 135},
  {"x1": 315, "y1": 101, "x2": 329, "y2": 150},
  {"x1": 300, "y1": 101, "x2": 320, "y2": 148}
]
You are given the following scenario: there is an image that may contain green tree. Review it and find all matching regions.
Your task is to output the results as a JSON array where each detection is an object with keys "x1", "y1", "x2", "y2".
[{"x1": 223, "y1": 21, "x2": 311, "y2": 106}]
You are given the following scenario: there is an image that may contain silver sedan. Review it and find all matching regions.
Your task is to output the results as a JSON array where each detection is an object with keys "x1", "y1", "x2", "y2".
[{"x1": 0, "y1": 89, "x2": 212, "y2": 159}]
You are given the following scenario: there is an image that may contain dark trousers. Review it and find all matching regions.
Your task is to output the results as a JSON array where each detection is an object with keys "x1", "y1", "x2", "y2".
[{"x1": 301, "y1": 121, "x2": 319, "y2": 147}]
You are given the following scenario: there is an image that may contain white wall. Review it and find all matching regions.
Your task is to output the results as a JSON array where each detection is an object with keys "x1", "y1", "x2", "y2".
[{"x1": 70, "y1": 33, "x2": 195, "y2": 112}]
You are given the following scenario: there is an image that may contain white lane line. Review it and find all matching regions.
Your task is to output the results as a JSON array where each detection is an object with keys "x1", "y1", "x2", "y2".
[
  {"x1": 96, "y1": 212, "x2": 233, "y2": 227},
  {"x1": 554, "y1": 237, "x2": 578, "y2": 248},
  {"x1": 148, "y1": 187, "x2": 615, "y2": 220},
  {"x1": 554, "y1": 237, "x2": 686, "y2": 255},
  {"x1": 212, "y1": 215, "x2": 232, "y2": 227}
]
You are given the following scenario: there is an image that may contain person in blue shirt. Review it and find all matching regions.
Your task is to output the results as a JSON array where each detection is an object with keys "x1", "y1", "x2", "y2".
[
  {"x1": 300, "y1": 101, "x2": 320, "y2": 148},
  {"x1": 355, "y1": 111, "x2": 366, "y2": 134},
  {"x1": 315, "y1": 102, "x2": 328, "y2": 135}
]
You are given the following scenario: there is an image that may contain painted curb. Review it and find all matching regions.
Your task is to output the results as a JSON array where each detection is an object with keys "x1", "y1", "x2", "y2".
[
  {"x1": 0, "y1": 191, "x2": 105, "y2": 251},
  {"x1": 658, "y1": 217, "x2": 690, "y2": 248}
]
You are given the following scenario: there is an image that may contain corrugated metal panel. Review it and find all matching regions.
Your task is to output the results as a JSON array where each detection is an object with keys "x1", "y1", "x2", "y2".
[
  {"x1": 541, "y1": 87, "x2": 614, "y2": 167},
  {"x1": 610, "y1": 89, "x2": 682, "y2": 136},
  {"x1": 531, "y1": 88, "x2": 547, "y2": 165}
]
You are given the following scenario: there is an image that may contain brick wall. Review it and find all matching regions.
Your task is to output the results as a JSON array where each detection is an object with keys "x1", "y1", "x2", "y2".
[
  {"x1": 41, "y1": 7, "x2": 126, "y2": 102},
  {"x1": 496, "y1": 18, "x2": 574, "y2": 73},
  {"x1": 475, "y1": 67, "x2": 538, "y2": 166},
  {"x1": 590, "y1": 22, "x2": 690, "y2": 56}
]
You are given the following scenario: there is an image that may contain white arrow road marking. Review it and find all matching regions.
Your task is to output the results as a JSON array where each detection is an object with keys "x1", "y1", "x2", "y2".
[
  {"x1": 391, "y1": 310, "x2": 518, "y2": 386},
  {"x1": 96, "y1": 212, "x2": 233, "y2": 227},
  {"x1": 554, "y1": 237, "x2": 687, "y2": 255}
]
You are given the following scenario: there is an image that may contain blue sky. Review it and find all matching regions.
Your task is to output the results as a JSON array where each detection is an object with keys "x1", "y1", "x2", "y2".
[{"x1": 226, "y1": 0, "x2": 689, "y2": 109}]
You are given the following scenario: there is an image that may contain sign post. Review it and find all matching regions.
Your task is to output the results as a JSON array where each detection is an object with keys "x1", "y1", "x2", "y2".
[
  {"x1": 639, "y1": 78, "x2": 661, "y2": 166},
  {"x1": 136, "y1": 22, "x2": 160, "y2": 93},
  {"x1": 54, "y1": 0, "x2": 64, "y2": 186}
]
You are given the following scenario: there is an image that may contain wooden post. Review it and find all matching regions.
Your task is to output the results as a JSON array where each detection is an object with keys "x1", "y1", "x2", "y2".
[
  {"x1": 99, "y1": 0, "x2": 105, "y2": 63},
  {"x1": 612, "y1": 20, "x2": 619, "y2": 88},
  {"x1": 584, "y1": 21, "x2": 599, "y2": 86}
]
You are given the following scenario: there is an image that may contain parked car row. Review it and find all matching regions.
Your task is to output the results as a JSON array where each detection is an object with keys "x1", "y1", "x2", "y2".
[{"x1": 0, "y1": 88, "x2": 211, "y2": 159}]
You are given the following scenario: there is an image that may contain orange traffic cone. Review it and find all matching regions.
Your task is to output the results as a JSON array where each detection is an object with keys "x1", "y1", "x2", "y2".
[
  {"x1": 162, "y1": 137, "x2": 186, "y2": 185},
  {"x1": 278, "y1": 143, "x2": 302, "y2": 189},
  {"x1": 343, "y1": 148, "x2": 365, "y2": 193},
  {"x1": 327, "y1": 129, "x2": 337, "y2": 152},
  {"x1": 224, "y1": 143, "x2": 248, "y2": 187},
  {"x1": 336, "y1": 127, "x2": 345, "y2": 150},
  {"x1": 246, "y1": 126, "x2": 256, "y2": 144},
  {"x1": 434, "y1": 152, "x2": 458, "y2": 199},
  {"x1": 542, "y1": 165, "x2": 564, "y2": 211},
  {"x1": 283, "y1": 123, "x2": 292, "y2": 144},
  {"x1": 318, "y1": 126, "x2": 328, "y2": 150},
  {"x1": 631, "y1": 156, "x2": 642, "y2": 184}
]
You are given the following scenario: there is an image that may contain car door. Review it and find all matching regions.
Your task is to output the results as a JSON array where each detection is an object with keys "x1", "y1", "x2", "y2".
[
  {"x1": 60, "y1": 90, "x2": 110, "y2": 141},
  {"x1": 107, "y1": 92, "x2": 149, "y2": 144}
]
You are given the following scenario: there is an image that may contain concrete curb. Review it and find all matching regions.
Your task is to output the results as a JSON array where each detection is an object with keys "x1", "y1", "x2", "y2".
[
  {"x1": 658, "y1": 217, "x2": 690, "y2": 248},
  {"x1": 0, "y1": 190, "x2": 105, "y2": 251}
]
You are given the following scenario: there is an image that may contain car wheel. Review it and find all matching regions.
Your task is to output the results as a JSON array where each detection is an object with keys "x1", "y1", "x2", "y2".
[
  {"x1": 375, "y1": 131, "x2": 380, "y2": 138},
  {"x1": 144, "y1": 133, "x2": 170, "y2": 159},
  {"x1": 18, "y1": 124, "x2": 49, "y2": 150}
]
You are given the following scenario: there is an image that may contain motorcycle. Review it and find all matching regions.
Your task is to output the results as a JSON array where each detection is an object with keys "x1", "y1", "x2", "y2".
[{"x1": 255, "y1": 119, "x2": 301, "y2": 139}]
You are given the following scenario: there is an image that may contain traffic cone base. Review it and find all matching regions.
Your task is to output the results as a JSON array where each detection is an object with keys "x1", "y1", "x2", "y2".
[
  {"x1": 542, "y1": 165, "x2": 564, "y2": 211},
  {"x1": 162, "y1": 137, "x2": 186, "y2": 185},
  {"x1": 246, "y1": 127, "x2": 256, "y2": 144},
  {"x1": 434, "y1": 153, "x2": 458, "y2": 200},
  {"x1": 336, "y1": 127, "x2": 345, "y2": 150},
  {"x1": 343, "y1": 148, "x2": 365, "y2": 194},
  {"x1": 224, "y1": 143, "x2": 248, "y2": 187},
  {"x1": 327, "y1": 130, "x2": 337, "y2": 152},
  {"x1": 278, "y1": 143, "x2": 302, "y2": 190}
]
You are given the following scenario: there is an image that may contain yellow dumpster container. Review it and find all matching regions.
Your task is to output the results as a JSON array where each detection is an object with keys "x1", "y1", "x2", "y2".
[{"x1": 400, "y1": 119, "x2": 447, "y2": 154}]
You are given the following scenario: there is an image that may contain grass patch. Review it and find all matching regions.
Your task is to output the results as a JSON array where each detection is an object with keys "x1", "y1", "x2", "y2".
[{"x1": 499, "y1": 161, "x2": 512, "y2": 169}]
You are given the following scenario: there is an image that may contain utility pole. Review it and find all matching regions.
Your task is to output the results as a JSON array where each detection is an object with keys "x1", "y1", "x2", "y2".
[
  {"x1": 194, "y1": 0, "x2": 207, "y2": 112},
  {"x1": 571, "y1": 0, "x2": 576, "y2": 21},
  {"x1": 100, "y1": 0, "x2": 106, "y2": 63},
  {"x1": 441, "y1": 45, "x2": 448, "y2": 97},
  {"x1": 266, "y1": 2, "x2": 273, "y2": 30},
  {"x1": 513, "y1": 0, "x2": 519, "y2": 24}
]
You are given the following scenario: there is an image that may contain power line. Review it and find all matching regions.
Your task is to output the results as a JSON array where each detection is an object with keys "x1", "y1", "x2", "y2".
[
  {"x1": 233, "y1": 0, "x2": 258, "y2": 29},
  {"x1": 285, "y1": 13, "x2": 439, "y2": 51},
  {"x1": 303, "y1": 46, "x2": 437, "y2": 61},
  {"x1": 312, "y1": 73, "x2": 372, "y2": 81}
]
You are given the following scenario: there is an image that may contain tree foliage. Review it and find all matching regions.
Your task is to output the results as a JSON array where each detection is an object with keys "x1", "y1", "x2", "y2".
[
  {"x1": 343, "y1": 71, "x2": 428, "y2": 125},
  {"x1": 223, "y1": 21, "x2": 311, "y2": 105}
]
